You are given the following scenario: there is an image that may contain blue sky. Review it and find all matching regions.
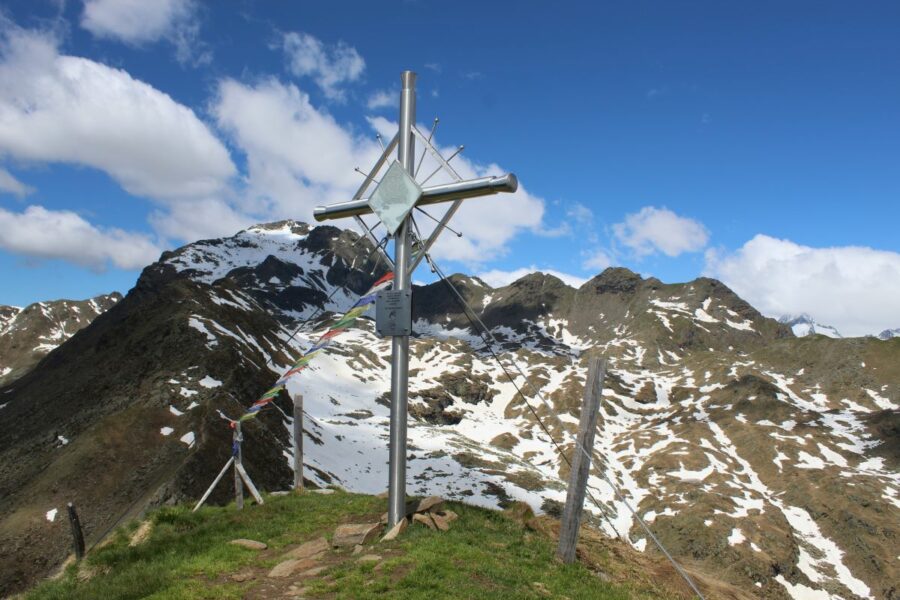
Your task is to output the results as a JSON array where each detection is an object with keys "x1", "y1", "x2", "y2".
[{"x1": 0, "y1": 0, "x2": 898, "y2": 335}]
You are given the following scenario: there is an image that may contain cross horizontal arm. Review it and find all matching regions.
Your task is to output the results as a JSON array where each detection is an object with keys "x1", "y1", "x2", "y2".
[{"x1": 313, "y1": 173, "x2": 518, "y2": 222}]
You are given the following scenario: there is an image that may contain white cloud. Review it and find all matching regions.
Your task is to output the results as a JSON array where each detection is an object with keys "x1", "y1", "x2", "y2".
[
  {"x1": 281, "y1": 32, "x2": 364, "y2": 101},
  {"x1": 0, "y1": 167, "x2": 32, "y2": 197},
  {"x1": 82, "y1": 0, "x2": 193, "y2": 43},
  {"x1": 477, "y1": 266, "x2": 587, "y2": 289},
  {"x1": 582, "y1": 249, "x2": 613, "y2": 271},
  {"x1": 612, "y1": 206, "x2": 709, "y2": 257},
  {"x1": 0, "y1": 24, "x2": 235, "y2": 202},
  {"x1": 80, "y1": 0, "x2": 207, "y2": 65},
  {"x1": 705, "y1": 235, "x2": 900, "y2": 337},
  {"x1": 0, "y1": 205, "x2": 160, "y2": 270},
  {"x1": 212, "y1": 77, "x2": 382, "y2": 222},
  {"x1": 366, "y1": 89, "x2": 394, "y2": 111}
]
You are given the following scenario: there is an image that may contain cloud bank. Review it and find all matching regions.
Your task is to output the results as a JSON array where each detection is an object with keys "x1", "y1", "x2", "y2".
[
  {"x1": 706, "y1": 235, "x2": 900, "y2": 337},
  {"x1": 0, "y1": 205, "x2": 160, "y2": 270}
]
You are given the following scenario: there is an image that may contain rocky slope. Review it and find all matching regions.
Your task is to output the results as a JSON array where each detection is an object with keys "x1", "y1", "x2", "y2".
[
  {"x1": 1, "y1": 220, "x2": 897, "y2": 600},
  {"x1": 0, "y1": 293, "x2": 121, "y2": 385}
]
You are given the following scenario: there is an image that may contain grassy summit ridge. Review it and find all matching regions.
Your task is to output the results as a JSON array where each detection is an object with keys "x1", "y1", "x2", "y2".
[{"x1": 27, "y1": 490, "x2": 669, "y2": 600}]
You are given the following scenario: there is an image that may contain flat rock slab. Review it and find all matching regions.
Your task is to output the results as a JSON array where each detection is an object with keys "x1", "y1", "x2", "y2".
[
  {"x1": 333, "y1": 523, "x2": 380, "y2": 547},
  {"x1": 282, "y1": 537, "x2": 329, "y2": 560},
  {"x1": 310, "y1": 488, "x2": 335, "y2": 495},
  {"x1": 229, "y1": 538, "x2": 268, "y2": 550},
  {"x1": 268, "y1": 557, "x2": 318, "y2": 579},
  {"x1": 416, "y1": 496, "x2": 445, "y2": 513},
  {"x1": 380, "y1": 517, "x2": 408, "y2": 542}
]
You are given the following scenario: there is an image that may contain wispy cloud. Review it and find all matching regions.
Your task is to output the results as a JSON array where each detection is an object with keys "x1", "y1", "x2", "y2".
[
  {"x1": 0, "y1": 168, "x2": 33, "y2": 198},
  {"x1": 280, "y1": 31, "x2": 365, "y2": 101},
  {"x1": 366, "y1": 89, "x2": 394, "y2": 111},
  {"x1": 80, "y1": 0, "x2": 210, "y2": 66}
]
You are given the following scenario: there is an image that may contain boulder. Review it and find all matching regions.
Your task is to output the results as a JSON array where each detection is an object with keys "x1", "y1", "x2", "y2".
[{"x1": 332, "y1": 523, "x2": 381, "y2": 547}]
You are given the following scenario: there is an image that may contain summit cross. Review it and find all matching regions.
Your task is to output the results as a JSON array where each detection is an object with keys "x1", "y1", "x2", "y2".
[{"x1": 313, "y1": 70, "x2": 518, "y2": 527}]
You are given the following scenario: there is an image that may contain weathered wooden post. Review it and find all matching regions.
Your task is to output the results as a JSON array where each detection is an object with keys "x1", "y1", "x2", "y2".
[
  {"x1": 557, "y1": 357, "x2": 606, "y2": 564},
  {"x1": 67, "y1": 502, "x2": 85, "y2": 560},
  {"x1": 233, "y1": 422, "x2": 244, "y2": 510},
  {"x1": 293, "y1": 393, "x2": 304, "y2": 491}
]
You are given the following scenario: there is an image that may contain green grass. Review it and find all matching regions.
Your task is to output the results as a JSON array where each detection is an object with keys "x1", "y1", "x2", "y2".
[{"x1": 27, "y1": 491, "x2": 640, "y2": 599}]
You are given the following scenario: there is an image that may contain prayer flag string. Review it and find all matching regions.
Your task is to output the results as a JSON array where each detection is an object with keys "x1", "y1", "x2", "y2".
[{"x1": 236, "y1": 271, "x2": 394, "y2": 422}]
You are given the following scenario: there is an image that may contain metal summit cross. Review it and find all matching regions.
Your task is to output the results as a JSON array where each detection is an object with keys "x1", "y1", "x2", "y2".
[{"x1": 313, "y1": 71, "x2": 518, "y2": 527}]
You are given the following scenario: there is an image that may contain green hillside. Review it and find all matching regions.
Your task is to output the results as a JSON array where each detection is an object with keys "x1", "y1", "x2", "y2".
[{"x1": 24, "y1": 490, "x2": 687, "y2": 600}]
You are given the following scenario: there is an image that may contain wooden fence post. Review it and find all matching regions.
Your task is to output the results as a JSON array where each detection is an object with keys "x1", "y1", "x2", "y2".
[
  {"x1": 293, "y1": 393, "x2": 304, "y2": 491},
  {"x1": 557, "y1": 357, "x2": 605, "y2": 564},
  {"x1": 233, "y1": 422, "x2": 244, "y2": 510},
  {"x1": 67, "y1": 502, "x2": 85, "y2": 560}
]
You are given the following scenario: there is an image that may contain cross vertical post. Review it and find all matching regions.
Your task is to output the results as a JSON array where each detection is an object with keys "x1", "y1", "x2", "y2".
[
  {"x1": 387, "y1": 71, "x2": 416, "y2": 527},
  {"x1": 312, "y1": 69, "x2": 518, "y2": 532}
]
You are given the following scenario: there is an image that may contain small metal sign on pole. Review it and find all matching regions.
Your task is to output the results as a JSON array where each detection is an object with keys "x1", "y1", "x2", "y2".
[{"x1": 314, "y1": 71, "x2": 518, "y2": 527}]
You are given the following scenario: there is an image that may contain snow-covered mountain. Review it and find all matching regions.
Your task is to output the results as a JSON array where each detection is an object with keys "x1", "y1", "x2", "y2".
[
  {"x1": 779, "y1": 313, "x2": 843, "y2": 338},
  {"x1": 0, "y1": 293, "x2": 121, "y2": 385},
  {"x1": 1, "y1": 221, "x2": 897, "y2": 600}
]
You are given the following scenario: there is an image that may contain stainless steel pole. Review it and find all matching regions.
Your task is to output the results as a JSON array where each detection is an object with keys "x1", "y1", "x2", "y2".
[{"x1": 388, "y1": 71, "x2": 416, "y2": 526}]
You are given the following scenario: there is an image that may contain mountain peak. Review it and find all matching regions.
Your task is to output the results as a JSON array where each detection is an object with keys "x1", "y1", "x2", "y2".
[
  {"x1": 779, "y1": 314, "x2": 842, "y2": 338},
  {"x1": 584, "y1": 267, "x2": 643, "y2": 294}
]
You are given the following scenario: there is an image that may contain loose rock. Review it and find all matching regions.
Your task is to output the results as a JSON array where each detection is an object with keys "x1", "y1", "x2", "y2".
[
  {"x1": 412, "y1": 513, "x2": 437, "y2": 530},
  {"x1": 416, "y1": 495, "x2": 445, "y2": 513},
  {"x1": 332, "y1": 523, "x2": 381, "y2": 547},
  {"x1": 229, "y1": 538, "x2": 268, "y2": 551},
  {"x1": 268, "y1": 557, "x2": 318, "y2": 578},
  {"x1": 380, "y1": 517, "x2": 408, "y2": 542},
  {"x1": 282, "y1": 537, "x2": 328, "y2": 560},
  {"x1": 430, "y1": 513, "x2": 450, "y2": 532},
  {"x1": 438, "y1": 509, "x2": 458, "y2": 522}
]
